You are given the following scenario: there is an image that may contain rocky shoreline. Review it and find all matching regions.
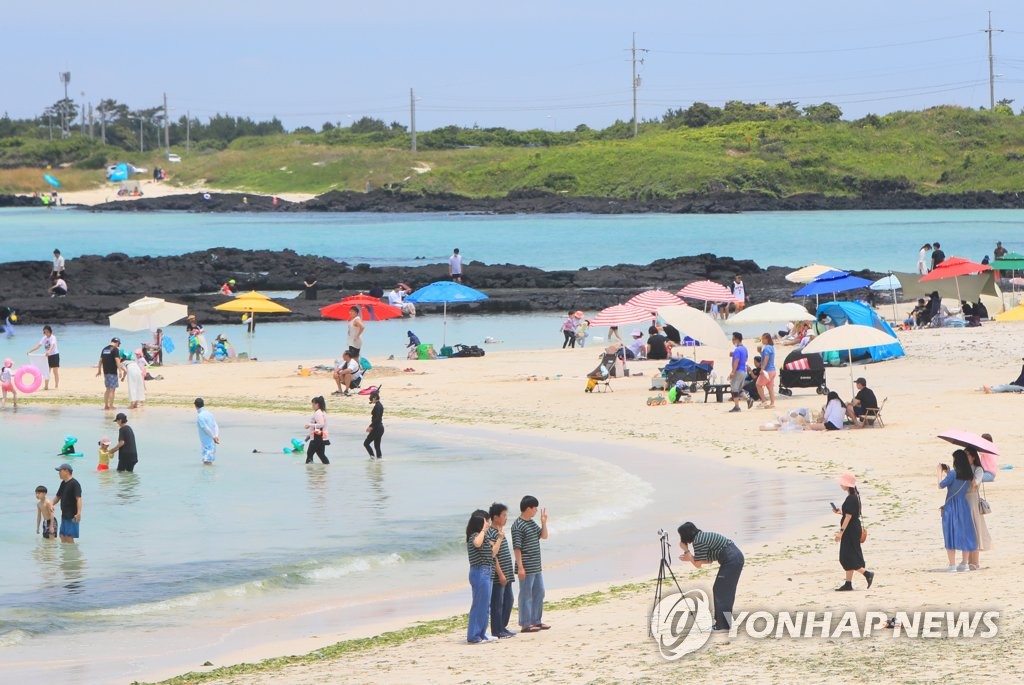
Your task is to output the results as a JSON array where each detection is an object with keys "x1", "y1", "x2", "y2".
[
  {"x1": 60, "y1": 187, "x2": 1024, "y2": 214},
  {"x1": 0, "y1": 248, "x2": 884, "y2": 326}
]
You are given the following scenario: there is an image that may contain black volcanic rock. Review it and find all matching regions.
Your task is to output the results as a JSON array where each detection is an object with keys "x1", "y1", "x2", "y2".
[{"x1": 0, "y1": 248, "x2": 887, "y2": 326}]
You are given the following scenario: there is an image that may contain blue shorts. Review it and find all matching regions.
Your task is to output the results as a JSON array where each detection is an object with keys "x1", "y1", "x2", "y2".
[
  {"x1": 201, "y1": 445, "x2": 216, "y2": 463},
  {"x1": 59, "y1": 519, "x2": 80, "y2": 538},
  {"x1": 853, "y1": 406, "x2": 866, "y2": 417},
  {"x1": 104, "y1": 373, "x2": 119, "y2": 389}
]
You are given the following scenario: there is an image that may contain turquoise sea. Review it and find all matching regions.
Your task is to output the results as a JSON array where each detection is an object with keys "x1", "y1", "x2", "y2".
[{"x1": 1, "y1": 207, "x2": 1022, "y2": 271}]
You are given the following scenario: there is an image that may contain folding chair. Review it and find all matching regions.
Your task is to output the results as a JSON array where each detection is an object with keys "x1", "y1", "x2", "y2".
[{"x1": 862, "y1": 397, "x2": 886, "y2": 428}]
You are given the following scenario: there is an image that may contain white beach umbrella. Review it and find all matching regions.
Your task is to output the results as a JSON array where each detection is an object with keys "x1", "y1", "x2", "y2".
[
  {"x1": 109, "y1": 296, "x2": 189, "y2": 332},
  {"x1": 726, "y1": 301, "x2": 815, "y2": 325},
  {"x1": 785, "y1": 264, "x2": 840, "y2": 284},
  {"x1": 802, "y1": 324, "x2": 900, "y2": 393},
  {"x1": 657, "y1": 305, "x2": 730, "y2": 349}
]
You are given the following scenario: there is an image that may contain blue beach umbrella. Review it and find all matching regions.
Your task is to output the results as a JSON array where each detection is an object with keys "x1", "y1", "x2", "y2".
[
  {"x1": 869, "y1": 274, "x2": 903, "y2": 321},
  {"x1": 43, "y1": 174, "x2": 61, "y2": 188},
  {"x1": 405, "y1": 281, "x2": 488, "y2": 346},
  {"x1": 793, "y1": 270, "x2": 873, "y2": 299}
]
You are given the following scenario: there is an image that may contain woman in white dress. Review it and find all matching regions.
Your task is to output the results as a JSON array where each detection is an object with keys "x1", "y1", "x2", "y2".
[
  {"x1": 965, "y1": 448, "x2": 992, "y2": 570},
  {"x1": 123, "y1": 350, "x2": 146, "y2": 409},
  {"x1": 917, "y1": 244, "x2": 932, "y2": 275}
]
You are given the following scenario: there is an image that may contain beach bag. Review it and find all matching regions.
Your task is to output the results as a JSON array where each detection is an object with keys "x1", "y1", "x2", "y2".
[
  {"x1": 359, "y1": 357, "x2": 373, "y2": 371},
  {"x1": 979, "y1": 483, "x2": 991, "y2": 515},
  {"x1": 440, "y1": 345, "x2": 453, "y2": 358},
  {"x1": 860, "y1": 528, "x2": 868, "y2": 544}
]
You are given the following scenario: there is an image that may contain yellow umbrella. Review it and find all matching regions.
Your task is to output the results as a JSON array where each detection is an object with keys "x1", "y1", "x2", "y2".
[
  {"x1": 994, "y1": 304, "x2": 1024, "y2": 322},
  {"x1": 214, "y1": 291, "x2": 291, "y2": 357}
]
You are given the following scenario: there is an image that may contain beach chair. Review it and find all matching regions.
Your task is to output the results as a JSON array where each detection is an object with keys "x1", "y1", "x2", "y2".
[
  {"x1": 585, "y1": 352, "x2": 617, "y2": 393},
  {"x1": 862, "y1": 397, "x2": 887, "y2": 428}
]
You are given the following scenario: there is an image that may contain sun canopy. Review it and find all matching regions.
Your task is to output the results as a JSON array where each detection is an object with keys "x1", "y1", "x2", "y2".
[
  {"x1": 626, "y1": 289, "x2": 683, "y2": 309},
  {"x1": 894, "y1": 270, "x2": 998, "y2": 303},
  {"x1": 109, "y1": 296, "x2": 188, "y2": 332},
  {"x1": 813, "y1": 302, "x2": 904, "y2": 362},
  {"x1": 727, "y1": 301, "x2": 815, "y2": 325},
  {"x1": 793, "y1": 271, "x2": 873, "y2": 297}
]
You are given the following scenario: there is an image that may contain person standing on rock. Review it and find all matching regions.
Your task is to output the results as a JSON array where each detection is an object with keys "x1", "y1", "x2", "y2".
[
  {"x1": 50, "y1": 249, "x2": 65, "y2": 281},
  {"x1": 303, "y1": 274, "x2": 318, "y2": 300},
  {"x1": 449, "y1": 248, "x2": 463, "y2": 283}
]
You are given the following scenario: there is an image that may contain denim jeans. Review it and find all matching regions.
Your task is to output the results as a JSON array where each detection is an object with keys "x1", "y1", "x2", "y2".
[
  {"x1": 518, "y1": 572, "x2": 545, "y2": 627},
  {"x1": 490, "y1": 580, "x2": 514, "y2": 635},
  {"x1": 467, "y1": 566, "x2": 493, "y2": 642},
  {"x1": 713, "y1": 544, "x2": 744, "y2": 630}
]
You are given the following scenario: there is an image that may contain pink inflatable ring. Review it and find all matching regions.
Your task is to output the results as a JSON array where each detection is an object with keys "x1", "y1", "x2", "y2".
[{"x1": 14, "y1": 365, "x2": 43, "y2": 394}]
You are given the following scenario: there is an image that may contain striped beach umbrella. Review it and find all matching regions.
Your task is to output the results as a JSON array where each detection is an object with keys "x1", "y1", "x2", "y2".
[
  {"x1": 676, "y1": 280, "x2": 737, "y2": 303},
  {"x1": 626, "y1": 289, "x2": 683, "y2": 310},
  {"x1": 588, "y1": 304, "x2": 654, "y2": 327},
  {"x1": 786, "y1": 263, "x2": 840, "y2": 284}
]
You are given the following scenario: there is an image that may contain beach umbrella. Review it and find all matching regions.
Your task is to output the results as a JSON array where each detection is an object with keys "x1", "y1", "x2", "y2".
[
  {"x1": 994, "y1": 304, "x2": 1024, "y2": 322},
  {"x1": 676, "y1": 280, "x2": 736, "y2": 306},
  {"x1": 108, "y1": 296, "x2": 188, "y2": 332},
  {"x1": 989, "y1": 252, "x2": 1024, "y2": 272},
  {"x1": 214, "y1": 290, "x2": 291, "y2": 344},
  {"x1": 802, "y1": 324, "x2": 900, "y2": 393},
  {"x1": 588, "y1": 304, "x2": 654, "y2": 327},
  {"x1": 793, "y1": 270, "x2": 873, "y2": 299},
  {"x1": 869, "y1": 274, "x2": 903, "y2": 321},
  {"x1": 919, "y1": 256, "x2": 991, "y2": 303},
  {"x1": 627, "y1": 289, "x2": 684, "y2": 310},
  {"x1": 785, "y1": 264, "x2": 840, "y2": 284},
  {"x1": 726, "y1": 301, "x2": 815, "y2": 325},
  {"x1": 405, "y1": 281, "x2": 488, "y2": 346},
  {"x1": 657, "y1": 305, "x2": 730, "y2": 349},
  {"x1": 320, "y1": 294, "x2": 403, "y2": 322},
  {"x1": 43, "y1": 173, "x2": 61, "y2": 188},
  {"x1": 938, "y1": 429, "x2": 998, "y2": 473}
]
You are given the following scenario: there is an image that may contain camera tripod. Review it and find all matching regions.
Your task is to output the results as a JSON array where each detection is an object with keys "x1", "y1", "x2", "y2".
[{"x1": 650, "y1": 529, "x2": 684, "y2": 637}]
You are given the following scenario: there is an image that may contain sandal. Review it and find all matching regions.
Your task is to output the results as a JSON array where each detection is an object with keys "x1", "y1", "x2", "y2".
[{"x1": 520, "y1": 626, "x2": 541, "y2": 633}]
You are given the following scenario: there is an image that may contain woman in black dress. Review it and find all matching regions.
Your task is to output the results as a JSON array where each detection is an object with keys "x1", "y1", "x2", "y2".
[
  {"x1": 363, "y1": 388, "x2": 384, "y2": 459},
  {"x1": 833, "y1": 472, "x2": 874, "y2": 591}
]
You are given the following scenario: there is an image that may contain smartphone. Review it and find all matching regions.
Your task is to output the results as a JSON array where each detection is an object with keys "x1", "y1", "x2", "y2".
[
  {"x1": 940, "y1": 463, "x2": 950, "y2": 472},
  {"x1": 830, "y1": 502, "x2": 839, "y2": 512}
]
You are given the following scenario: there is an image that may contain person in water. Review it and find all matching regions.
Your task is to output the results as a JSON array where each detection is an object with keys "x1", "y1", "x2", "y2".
[{"x1": 363, "y1": 388, "x2": 384, "y2": 459}]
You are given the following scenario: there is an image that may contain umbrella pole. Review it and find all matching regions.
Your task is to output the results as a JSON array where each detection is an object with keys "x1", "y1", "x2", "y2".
[
  {"x1": 442, "y1": 301, "x2": 448, "y2": 347},
  {"x1": 889, "y1": 273, "x2": 898, "y2": 323}
]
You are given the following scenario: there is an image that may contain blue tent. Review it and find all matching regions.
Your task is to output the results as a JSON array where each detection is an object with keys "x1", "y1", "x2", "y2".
[
  {"x1": 107, "y1": 163, "x2": 129, "y2": 182},
  {"x1": 815, "y1": 301, "x2": 904, "y2": 362}
]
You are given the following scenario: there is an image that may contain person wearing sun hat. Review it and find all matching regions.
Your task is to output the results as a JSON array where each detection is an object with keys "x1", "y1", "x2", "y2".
[
  {"x1": 626, "y1": 330, "x2": 645, "y2": 360},
  {"x1": 1, "y1": 357, "x2": 15, "y2": 409},
  {"x1": 97, "y1": 437, "x2": 113, "y2": 471},
  {"x1": 832, "y1": 472, "x2": 874, "y2": 591}
]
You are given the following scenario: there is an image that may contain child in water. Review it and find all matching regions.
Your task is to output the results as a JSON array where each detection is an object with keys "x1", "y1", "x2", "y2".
[
  {"x1": 35, "y1": 485, "x2": 56, "y2": 539},
  {"x1": 0, "y1": 358, "x2": 16, "y2": 409},
  {"x1": 97, "y1": 437, "x2": 113, "y2": 471}
]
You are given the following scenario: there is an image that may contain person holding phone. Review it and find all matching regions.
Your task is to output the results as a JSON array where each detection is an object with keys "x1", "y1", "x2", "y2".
[
  {"x1": 677, "y1": 522, "x2": 744, "y2": 631},
  {"x1": 833, "y1": 473, "x2": 874, "y2": 591},
  {"x1": 939, "y1": 450, "x2": 978, "y2": 572},
  {"x1": 466, "y1": 509, "x2": 498, "y2": 643}
]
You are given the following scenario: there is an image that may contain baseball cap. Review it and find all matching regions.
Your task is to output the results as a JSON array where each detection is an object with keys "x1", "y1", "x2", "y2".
[
  {"x1": 855, "y1": 377, "x2": 867, "y2": 386},
  {"x1": 56, "y1": 463, "x2": 73, "y2": 473},
  {"x1": 111, "y1": 337, "x2": 121, "y2": 344},
  {"x1": 114, "y1": 412, "x2": 128, "y2": 423}
]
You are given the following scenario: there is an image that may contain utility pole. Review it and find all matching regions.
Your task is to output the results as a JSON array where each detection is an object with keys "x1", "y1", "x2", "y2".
[
  {"x1": 163, "y1": 92, "x2": 170, "y2": 155},
  {"x1": 59, "y1": 71, "x2": 71, "y2": 138},
  {"x1": 186, "y1": 110, "x2": 191, "y2": 151},
  {"x1": 80, "y1": 92, "x2": 86, "y2": 135},
  {"x1": 410, "y1": 88, "x2": 417, "y2": 153},
  {"x1": 984, "y1": 11, "x2": 1003, "y2": 110},
  {"x1": 628, "y1": 33, "x2": 648, "y2": 138}
]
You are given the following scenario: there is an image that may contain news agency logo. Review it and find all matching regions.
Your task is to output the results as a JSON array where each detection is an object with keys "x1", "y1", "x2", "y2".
[
  {"x1": 649, "y1": 589, "x2": 715, "y2": 660},
  {"x1": 650, "y1": 592, "x2": 999, "y2": 661}
]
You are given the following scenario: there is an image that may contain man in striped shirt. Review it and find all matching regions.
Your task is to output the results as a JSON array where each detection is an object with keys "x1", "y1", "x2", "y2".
[
  {"x1": 487, "y1": 502, "x2": 517, "y2": 639},
  {"x1": 677, "y1": 521, "x2": 745, "y2": 631},
  {"x1": 511, "y1": 495, "x2": 549, "y2": 633}
]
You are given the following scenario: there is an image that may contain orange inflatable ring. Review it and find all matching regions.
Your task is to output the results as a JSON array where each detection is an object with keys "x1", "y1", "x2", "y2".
[{"x1": 14, "y1": 365, "x2": 42, "y2": 394}]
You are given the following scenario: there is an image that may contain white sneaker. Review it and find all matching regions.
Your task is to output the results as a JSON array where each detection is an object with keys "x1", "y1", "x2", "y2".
[
  {"x1": 482, "y1": 634, "x2": 498, "y2": 642},
  {"x1": 945, "y1": 565, "x2": 959, "y2": 573},
  {"x1": 956, "y1": 563, "x2": 969, "y2": 572}
]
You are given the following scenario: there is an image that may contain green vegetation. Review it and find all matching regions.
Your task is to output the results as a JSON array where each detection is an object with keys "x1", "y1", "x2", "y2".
[{"x1": 2, "y1": 104, "x2": 1024, "y2": 198}]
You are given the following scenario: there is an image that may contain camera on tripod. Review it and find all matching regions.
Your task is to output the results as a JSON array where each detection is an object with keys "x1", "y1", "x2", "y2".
[{"x1": 657, "y1": 528, "x2": 669, "y2": 542}]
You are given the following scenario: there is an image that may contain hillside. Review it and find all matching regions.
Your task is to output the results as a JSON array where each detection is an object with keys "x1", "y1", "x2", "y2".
[{"x1": 2, "y1": 106, "x2": 1023, "y2": 200}]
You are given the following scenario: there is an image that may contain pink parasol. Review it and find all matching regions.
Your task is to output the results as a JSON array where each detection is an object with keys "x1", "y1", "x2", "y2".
[
  {"x1": 938, "y1": 429, "x2": 998, "y2": 472},
  {"x1": 626, "y1": 289, "x2": 684, "y2": 310},
  {"x1": 677, "y1": 280, "x2": 737, "y2": 303},
  {"x1": 589, "y1": 303, "x2": 654, "y2": 327}
]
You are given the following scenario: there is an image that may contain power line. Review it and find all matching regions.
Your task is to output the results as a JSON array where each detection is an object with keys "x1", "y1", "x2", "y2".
[{"x1": 650, "y1": 32, "x2": 977, "y2": 57}]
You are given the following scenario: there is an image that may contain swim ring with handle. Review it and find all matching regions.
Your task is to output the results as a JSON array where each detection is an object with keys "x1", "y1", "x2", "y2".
[{"x1": 14, "y1": 365, "x2": 42, "y2": 393}]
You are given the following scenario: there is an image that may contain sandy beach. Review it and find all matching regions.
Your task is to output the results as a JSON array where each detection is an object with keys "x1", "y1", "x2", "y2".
[
  {"x1": 56, "y1": 180, "x2": 314, "y2": 207},
  {"x1": 10, "y1": 318, "x2": 1023, "y2": 685}
]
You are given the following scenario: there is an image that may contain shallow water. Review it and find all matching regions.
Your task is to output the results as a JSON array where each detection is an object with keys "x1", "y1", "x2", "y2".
[
  {"x1": 0, "y1": 406, "x2": 833, "y2": 683},
  {"x1": 1, "y1": 207, "x2": 1021, "y2": 271}
]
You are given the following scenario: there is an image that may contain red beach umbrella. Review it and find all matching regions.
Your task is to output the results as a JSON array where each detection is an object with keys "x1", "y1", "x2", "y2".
[
  {"x1": 919, "y1": 257, "x2": 991, "y2": 303},
  {"x1": 320, "y1": 294, "x2": 403, "y2": 321},
  {"x1": 676, "y1": 280, "x2": 737, "y2": 303},
  {"x1": 626, "y1": 290, "x2": 684, "y2": 310}
]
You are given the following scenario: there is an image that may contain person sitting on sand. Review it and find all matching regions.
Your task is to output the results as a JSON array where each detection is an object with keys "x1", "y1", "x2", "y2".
[
  {"x1": 646, "y1": 325, "x2": 671, "y2": 360},
  {"x1": 780, "y1": 321, "x2": 812, "y2": 347},
  {"x1": 625, "y1": 331, "x2": 645, "y2": 360},
  {"x1": 808, "y1": 392, "x2": 847, "y2": 431},
  {"x1": 982, "y1": 359, "x2": 1024, "y2": 394}
]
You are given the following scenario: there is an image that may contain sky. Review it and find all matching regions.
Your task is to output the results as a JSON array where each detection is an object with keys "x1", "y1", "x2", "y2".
[{"x1": 2, "y1": 1, "x2": 1024, "y2": 132}]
